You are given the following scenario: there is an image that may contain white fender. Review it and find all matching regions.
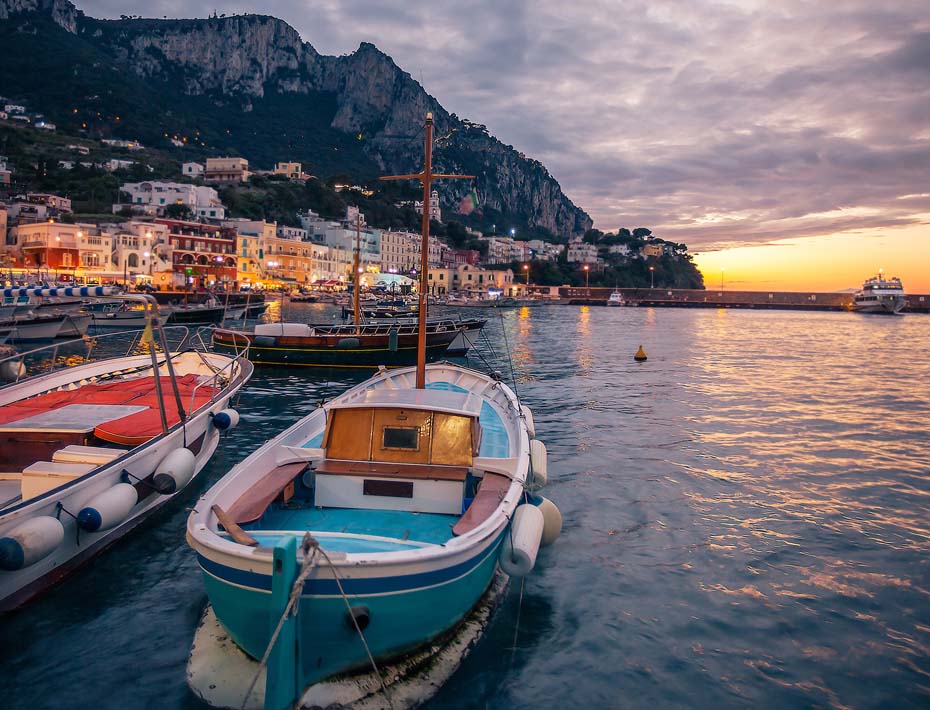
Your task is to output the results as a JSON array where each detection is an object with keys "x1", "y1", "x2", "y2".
[
  {"x1": 521, "y1": 404, "x2": 536, "y2": 438},
  {"x1": 0, "y1": 516, "x2": 65, "y2": 570},
  {"x1": 0, "y1": 360, "x2": 26, "y2": 382},
  {"x1": 212, "y1": 408, "x2": 240, "y2": 431},
  {"x1": 499, "y1": 504, "x2": 544, "y2": 577},
  {"x1": 535, "y1": 496, "x2": 563, "y2": 547},
  {"x1": 529, "y1": 439, "x2": 548, "y2": 489},
  {"x1": 77, "y1": 483, "x2": 139, "y2": 532},
  {"x1": 153, "y1": 448, "x2": 197, "y2": 494}
]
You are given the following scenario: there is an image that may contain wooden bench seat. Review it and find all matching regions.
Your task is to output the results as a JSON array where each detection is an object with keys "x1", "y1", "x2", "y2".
[
  {"x1": 226, "y1": 462, "x2": 308, "y2": 525},
  {"x1": 452, "y1": 472, "x2": 511, "y2": 536},
  {"x1": 315, "y1": 459, "x2": 468, "y2": 482}
]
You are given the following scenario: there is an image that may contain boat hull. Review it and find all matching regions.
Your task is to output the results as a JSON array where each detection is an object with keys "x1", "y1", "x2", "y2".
[
  {"x1": 195, "y1": 528, "x2": 505, "y2": 687},
  {"x1": 212, "y1": 326, "x2": 478, "y2": 368},
  {"x1": 853, "y1": 298, "x2": 906, "y2": 314}
]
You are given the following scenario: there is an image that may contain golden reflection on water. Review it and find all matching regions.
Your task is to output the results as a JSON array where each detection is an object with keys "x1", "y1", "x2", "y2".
[
  {"x1": 511, "y1": 306, "x2": 536, "y2": 379},
  {"x1": 575, "y1": 305, "x2": 594, "y2": 374}
]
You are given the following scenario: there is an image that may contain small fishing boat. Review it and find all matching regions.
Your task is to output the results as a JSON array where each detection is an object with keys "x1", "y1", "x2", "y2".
[
  {"x1": 162, "y1": 300, "x2": 226, "y2": 325},
  {"x1": 853, "y1": 272, "x2": 906, "y2": 314},
  {"x1": 211, "y1": 317, "x2": 483, "y2": 368},
  {"x1": 0, "y1": 311, "x2": 70, "y2": 341},
  {"x1": 0, "y1": 286, "x2": 253, "y2": 611},
  {"x1": 90, "y1": 301, "x2": 148, "y2": 329},
  {"x1": 188, "y1": 114, "x2": 561, "y2": 709},
  {"x1": 53, "y1": 312, "x2": 92, "y2": 338}
]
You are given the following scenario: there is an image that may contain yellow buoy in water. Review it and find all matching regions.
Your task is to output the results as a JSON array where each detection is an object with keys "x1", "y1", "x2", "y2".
[{"x1": 634, "y1": 345, "x2": 647, "y2": 362}]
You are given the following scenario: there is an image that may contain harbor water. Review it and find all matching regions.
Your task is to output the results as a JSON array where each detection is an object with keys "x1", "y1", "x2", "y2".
[{"x1": 1, "y1": 304, "x2": 929, "y2": 709}]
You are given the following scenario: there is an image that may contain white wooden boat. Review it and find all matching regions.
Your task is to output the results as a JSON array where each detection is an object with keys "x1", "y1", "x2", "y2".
[{"x1": 0, "y1": 287, "x2": 253, "y2": 611}]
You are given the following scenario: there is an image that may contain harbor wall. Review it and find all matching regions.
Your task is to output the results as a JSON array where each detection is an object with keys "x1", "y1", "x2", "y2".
[{"x1": 548, "y1": 287, "x2": 930, "y2": 313}]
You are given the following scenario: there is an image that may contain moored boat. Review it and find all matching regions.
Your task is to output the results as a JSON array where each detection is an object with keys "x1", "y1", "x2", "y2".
[
  {"x1": 188, "y1": 113, "x2": 561, "y2": 709},
  {"x1": 607, "y1": 290, "x2": 625, "y2": 307},
  {"x1": 0, "y1": 287, "x2": 253, "y2": 611},
  {"x1": 211, "y1": 317, "x2": 484, "y2": 368},
  {"x1": 853, "y1": 272, "x2": 906, "y2": 314}
]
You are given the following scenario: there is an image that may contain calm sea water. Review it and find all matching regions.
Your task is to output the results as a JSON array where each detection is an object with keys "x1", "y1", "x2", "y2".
[{"x1": 2, "y1": 304, "x2": 929, "y2": 709}]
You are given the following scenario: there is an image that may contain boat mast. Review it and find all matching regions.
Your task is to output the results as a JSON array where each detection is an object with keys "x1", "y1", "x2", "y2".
[
  {"x1": 353, "y1": 212, "x2": 362, "y2": 328},
  {"x1": 380, "y1": 112, "x2": 473, "y2": 388}
]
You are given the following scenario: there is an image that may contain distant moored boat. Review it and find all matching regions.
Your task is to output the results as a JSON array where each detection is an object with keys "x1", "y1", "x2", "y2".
[{"x1": 853, "y1": 273, "x2": 906, "y2": 315}]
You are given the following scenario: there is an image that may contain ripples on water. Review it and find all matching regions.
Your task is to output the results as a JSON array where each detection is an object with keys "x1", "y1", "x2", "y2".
[{"x1": 1, "y1": 305, "x2": 929, "y2": 709}]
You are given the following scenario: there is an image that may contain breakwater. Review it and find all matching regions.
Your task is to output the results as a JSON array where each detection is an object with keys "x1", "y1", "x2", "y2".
[{"x1": 551, "y1": 287, "x2": 930, "y2": 312}]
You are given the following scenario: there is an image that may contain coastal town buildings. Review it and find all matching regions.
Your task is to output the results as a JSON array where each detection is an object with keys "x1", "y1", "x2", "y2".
[
  {"x1": 205, "y1": 157, "x2": 250, "y2": 183},
  {"x1": 426, "y1": 264, "x2": 515, "y2": 296},
  {"x1": 116, "y1": 182, "x2": 226, "y2": 220},
  {"x1": 155, "y1": 218, "x2": 237, "y2": 289}
]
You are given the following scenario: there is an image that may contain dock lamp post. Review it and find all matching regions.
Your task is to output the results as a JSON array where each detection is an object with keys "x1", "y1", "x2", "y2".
[
  {"x1": 523, "y1": 263, "x2": 530, "y2": 289},
  {"x1": 583, "y1": 264, "x2": 590, "y2": 290},
  {"x1": 650, "y1": 265, "x2": 655, "y2": 289},
  {"x1": 720, "y1": 268, "x2": 725, "y2": 290}
]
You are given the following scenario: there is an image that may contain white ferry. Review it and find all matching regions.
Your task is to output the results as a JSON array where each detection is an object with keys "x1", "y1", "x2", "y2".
[{"x1": 853, "y1": 273, "x2": 906, "y2": 315}]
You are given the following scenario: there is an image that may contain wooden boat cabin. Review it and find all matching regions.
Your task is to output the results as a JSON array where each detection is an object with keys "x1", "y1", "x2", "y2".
[{"x1": 316, "y1": 389, "x2": 481, "y2": 515}]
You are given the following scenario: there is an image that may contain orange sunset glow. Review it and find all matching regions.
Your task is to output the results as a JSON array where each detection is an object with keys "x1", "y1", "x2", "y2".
[{"x1": 693, "y1": 222, "x2": 930, "y2": 294}]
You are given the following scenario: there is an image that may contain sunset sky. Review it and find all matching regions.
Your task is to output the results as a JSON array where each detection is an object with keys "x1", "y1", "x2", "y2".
[{"x1": 82, "y1": 0, "x2": 930, "y2": 292}]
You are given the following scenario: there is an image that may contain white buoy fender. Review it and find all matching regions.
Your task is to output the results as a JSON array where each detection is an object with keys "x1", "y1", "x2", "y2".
[
  {"x1": 212, "y1": 408, "x2": 239, "y2": 431},
  {"x1": 0, "y1": 360, "x2": 26, "y2": 382},
  {"x1": 77, "y1": 483, "x2": 139, "y2": 532},
  {"x1": 153, "y1": 448, "x2": 197, "y2": 494},
  {"x1": 529, "y1": 439, "x2": 548, "y2": 489},
  {"x1": 521, "y1": 404, "x2": 536, "y2": 438},
  {"x1": 499, "y1": 504, "x2": 544, "y2": 577},
  {"x1": 0, "y1": 516, "x2": 65, "y2": 571},
  {"x1": 534, "y1": 495, "x2": 563, "y2": 547}
]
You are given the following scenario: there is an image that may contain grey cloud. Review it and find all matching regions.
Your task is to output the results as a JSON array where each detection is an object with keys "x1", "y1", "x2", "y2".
[{"x1": 77, "y1": 0, "x2": 930, "y2": 248}]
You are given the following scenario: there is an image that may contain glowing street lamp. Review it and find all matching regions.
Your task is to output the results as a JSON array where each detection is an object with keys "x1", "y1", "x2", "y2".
[
  {"x1": 583, "y1": 264, "x2": 590, "y2": 289},
  {"x1": 649, "y1": 265, "x2": 655, "y2": 289},
  {"x1": 523, "y1": 263, "x2": 530, "y2": 285}
]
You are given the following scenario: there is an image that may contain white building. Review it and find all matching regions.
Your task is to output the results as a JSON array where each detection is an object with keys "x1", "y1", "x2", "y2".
[
  {"x1": 3, "y1": 104, "x2": 25, "y2": 114},
  {"x1": 102, "y1": 138, "x2": 143, "y2": 150},
  {"x1": 118, "y1": 181, "x2": 226, "y2": 220},
  {"x1": 608, "y1": 243, "x2": 631, "y2": 257},
  {"x1": 111, "y1": 221, "x2": 170, "y2": 283},
  {"x1": 182, "y1": 162, "x2": 204, "y2": 179},
  {"x1": 106, "y1": 159, "x2": 136, "y2": 172},
  {"x1": 566, "y1": 238, "x2": 599, "y2": 264}
]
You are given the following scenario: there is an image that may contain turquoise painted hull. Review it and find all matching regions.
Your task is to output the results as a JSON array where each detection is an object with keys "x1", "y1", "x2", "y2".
[{"x1": 199, "y1": 532, "x2": 505, "y2": 687}]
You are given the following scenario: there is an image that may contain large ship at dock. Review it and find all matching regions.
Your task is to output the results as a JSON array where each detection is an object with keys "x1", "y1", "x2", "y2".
[{"x1": 852, "y1": 273, "x2": 906, "y2": 314}]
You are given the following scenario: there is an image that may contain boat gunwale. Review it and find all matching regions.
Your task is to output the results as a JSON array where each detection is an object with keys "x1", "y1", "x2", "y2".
[{"x1": 187, "y1": 363, "x2": 529, "y2": 573}]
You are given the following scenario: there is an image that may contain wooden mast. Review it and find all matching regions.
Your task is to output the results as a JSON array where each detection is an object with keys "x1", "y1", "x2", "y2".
[
  {"x1": 352, "y1": 212, "x2": 362, "y2": 329},
  {"x1": 380, "y1": 112, "x2": 473, "y2": 388}
]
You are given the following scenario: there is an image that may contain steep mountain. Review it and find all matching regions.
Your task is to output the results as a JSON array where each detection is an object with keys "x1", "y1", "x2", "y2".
[{"x1": 0, "y1": 0, "x2": 592, "y2": 238}]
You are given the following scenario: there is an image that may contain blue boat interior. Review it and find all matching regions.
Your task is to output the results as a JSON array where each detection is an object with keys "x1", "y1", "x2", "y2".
[{"x1": 221, "y1": 381, "x2": 514, "y2": 555}]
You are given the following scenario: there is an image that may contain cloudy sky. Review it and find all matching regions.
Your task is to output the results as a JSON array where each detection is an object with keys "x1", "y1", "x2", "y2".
[{"x1": 81, "y1": 0, "x2": 930, "y2": 288}]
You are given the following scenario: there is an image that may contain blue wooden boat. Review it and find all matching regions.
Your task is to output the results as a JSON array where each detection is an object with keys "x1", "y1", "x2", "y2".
[
  {"x1": 187, "y1": 362, "x2": 560, "y2": 707},
  {"x1": 187, "y1": 113, "x2": 561, "y2": 709}
]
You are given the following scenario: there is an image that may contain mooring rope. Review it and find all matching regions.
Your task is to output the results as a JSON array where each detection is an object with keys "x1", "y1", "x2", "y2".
[{"x1": 240, "y1": 535, "x2": 321, "y2": 710}]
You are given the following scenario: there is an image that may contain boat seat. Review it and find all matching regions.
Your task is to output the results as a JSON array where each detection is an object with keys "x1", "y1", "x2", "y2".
[
  {"x1": 21, "y1": 461, "x2": 95, "y2": 501},
  {"x1": 452, "y1": 472, "x2": 511, "y2": 536},
  {"x1": 52, "y1": 445, "x2": 124, "y2": 465},
  {"x1": 226, "y1": 462, "x2": 308, "y2": 525},
  {"x1": 315, "y1": 459, "x2": 468, "y2": 482}
]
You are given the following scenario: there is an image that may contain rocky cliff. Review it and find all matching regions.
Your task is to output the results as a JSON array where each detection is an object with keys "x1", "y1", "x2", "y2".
[{"x1": 0, "y1": 0, "x2": 592, "y2": 237}]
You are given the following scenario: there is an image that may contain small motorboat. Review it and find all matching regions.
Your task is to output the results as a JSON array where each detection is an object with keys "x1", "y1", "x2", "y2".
[
  {"x1": 607, "y1": 291, "x2": 625, "y2": 307},
  {"x1": 162, "y1": 300, "x2": 226, "y2": 325},
  {"x1": 0, "y1": 286, "x2": 253, "y2": 611},
  {"x1": 90, "y1": 301, "x2": 148, "y2": 329}
]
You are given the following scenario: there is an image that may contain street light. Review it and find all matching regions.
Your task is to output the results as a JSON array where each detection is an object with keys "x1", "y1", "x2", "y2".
[
  {"x1": 649, "y1": 265, "x2": 655, "y2": 289},
  {"x1": 583, "y1": 264, "x2": 590, "y2": 289},
  {"x1": 523, "y1": 263, "x2": 530, "y2": 286},
  {"x1": 720, "y1": 268, "x2": 725, "y2": 290}
]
